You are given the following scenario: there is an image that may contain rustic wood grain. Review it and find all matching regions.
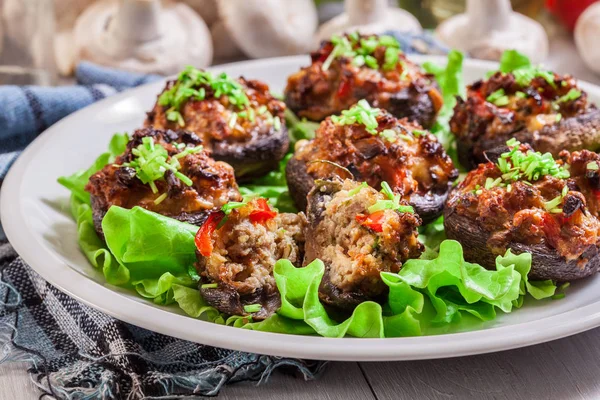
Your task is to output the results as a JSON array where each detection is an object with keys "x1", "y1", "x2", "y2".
[
  {"x1": 0, "y1": 361, "x2": 374, "y2": 399},
  {"x1": 361, "y1": 328, "x2": 600, "y2": 400}
]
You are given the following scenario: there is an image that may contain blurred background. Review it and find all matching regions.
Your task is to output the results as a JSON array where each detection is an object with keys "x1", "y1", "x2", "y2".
[{"x1": 0, "y1": 0, "x2": 598, "y2": 85}]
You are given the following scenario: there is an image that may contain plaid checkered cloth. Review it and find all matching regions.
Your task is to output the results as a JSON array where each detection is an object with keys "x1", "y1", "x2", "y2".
[{"x1": 0, "y1": 242, "x2": 324, "y2": 398}]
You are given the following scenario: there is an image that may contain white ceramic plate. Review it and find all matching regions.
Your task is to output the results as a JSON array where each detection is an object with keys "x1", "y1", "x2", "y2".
[{"x1": 4, "y1": 55, "x2": 600, "y2": 361}]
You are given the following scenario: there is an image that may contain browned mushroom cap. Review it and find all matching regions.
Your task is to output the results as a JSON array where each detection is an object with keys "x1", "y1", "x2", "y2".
[
  {"x1": 286, "y1": 110, "x2": 457, "y2": 223},
  {"x1": 194, "y1": 199, "x2": 306, "y2": 319},
  {"x1": 444, "y1": 159, "x2": 600, "y2": 282},
  {"x1": 451, "y1": 71, "x2": 600, "y2": 170},
  {"x1": 304, "y1": 179, "x2": 423, "y2": 310},
  {"x1": 85, "y1": 128, "x2": 241, "y2": 237},
  {"x1": 284, "y1": 33, "x2": 442, "y2": 127},
  {"x1": 146, "y1": 72, "x2": 289, "y2": 181}
]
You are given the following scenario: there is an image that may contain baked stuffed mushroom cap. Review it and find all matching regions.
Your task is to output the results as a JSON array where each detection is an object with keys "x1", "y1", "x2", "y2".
[
  {"x1": 284, "y1": 33, "x2": 443, "y2": 128},
  {"x1": 86, "y1": 128, "x2": 241, "y2": 237},
  {"x1": 194, "y1": 197, "x2": 306, "y2": 320},
  {"x1": 304, "y1": 179, "x2": 423, "y2": 310},
  {"x1": 146, "y1": 67, "x2": 289, "y2": 181},
  {"x1": 444, "y1": 140, "x2": 600, "y2": 281},
  {"x1": 286, "y1": 100, "x2": 458, "y2": 223},
  {"x1": 451, "y1": 54, "x2": 600, "y2": 170}
]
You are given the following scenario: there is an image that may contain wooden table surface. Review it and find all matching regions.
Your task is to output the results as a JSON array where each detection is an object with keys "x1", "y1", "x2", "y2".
[{"x1": 2, "y1": 28, "x2": 600, "y2": 400}]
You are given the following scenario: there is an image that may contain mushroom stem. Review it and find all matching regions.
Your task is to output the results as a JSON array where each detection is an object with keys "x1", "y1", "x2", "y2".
[
  {"x1": 467, "y1": 0, "x2": 511, "y2": 37},
  {"x1": 346, "y1": 0, "x2": 387, "y2": 25},
  {"x1": 110, "y1": 0, "x2": 162, "y2": 43}
]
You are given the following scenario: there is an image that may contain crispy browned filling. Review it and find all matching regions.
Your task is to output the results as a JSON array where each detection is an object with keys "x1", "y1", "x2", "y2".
[
  {"x1": 308, "y1": 180, "x2": 422, "y2": 297},
  {"x1": 284, "y1": 35, "x2": 443, "y2": 125},
  {"x1": 197, "y1": 201, "x2": 306, "y2": 294},
  {"x1": 451, "y1": 72, "x2": 591, "y2": 146},
  {"x1": 146, "y1": 78, "x2": 286, "y2": 146},
  {"x1": 86, "y1": 128, "x2": 241, "y2": 218},
  {"x1": 295, "y1": 113, "x2": 457, "y2": 198},
  {"x1": 448, "y1": 161, "x2": 600, "y2": 261}
]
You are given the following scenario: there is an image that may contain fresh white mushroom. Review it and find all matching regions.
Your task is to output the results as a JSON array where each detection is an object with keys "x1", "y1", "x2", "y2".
[
  {"x1": 73, "y1": 0, "x2": 213, "y2": 75},
  {"x1": 53, "y1": 0, "x2": 96, "y2": 76},
  {"x1": 575, "y1": 2, "x2": 600, "y2": 75},
  {"x1": 180, "y1": 0, "x2": 219, "y2": 27},
  {"x1": 217, "y1": 0, "x2": 318, "y2": 59},
  {"x1": 210, "y1": 20, "x2": 244, "y2": 62},
  {"x1": 435, "y1": 0, "x2": 548, "y2": 63},
  {"x1": 315, "y1": 0, "x2": 422, "y2": 43}
]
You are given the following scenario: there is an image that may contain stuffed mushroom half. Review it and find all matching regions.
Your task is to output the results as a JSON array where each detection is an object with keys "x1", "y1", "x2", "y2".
[
  {"x1": 194, "y1": 197, "x2": 306, "y2": 319},
  {"x1": 304, "y1": 179, "x2": 423, "y2": 310},
  {"x1": 451, "y1": 55, "x2": 600, "y2": 170},
  {"x1": 444, "y1": 140, "x2": 600, "y2": 281},
  {"x1": 146, "y1": 67, "x2": 289, "y2": 180},
  {"x1": 284, "y1": 33, "x2": 443, "y2": 128},
  {"x1": 286, "y1": 100, "x2": 458, "y2": 223},
  {"x1": 86, "y1": 128, "x2": 241, "y2": 236}
]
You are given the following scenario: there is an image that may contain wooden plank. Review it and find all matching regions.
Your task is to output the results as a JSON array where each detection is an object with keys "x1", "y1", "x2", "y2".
[
  {"x1": 0, "y1": 361, "x2": 375, "y2": 400},
  {"x1": 0, "y1": 362, "x2": 40, "y2": 399},
  {"x1": 220, "y1": 362, "x2": 376, "y2": 400},
  {"x1": 361, "y1": 328, "x2": 600, "y2": 400}
]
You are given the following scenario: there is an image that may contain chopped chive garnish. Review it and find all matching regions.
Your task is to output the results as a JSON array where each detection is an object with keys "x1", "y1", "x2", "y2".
[
  {"x1": 587, "y1": 161, "x2": 599, "y2": 171},
  {"x1": 515, "y1": 91, "x2": 527, "y2": 99},
  {"x1": 153, "y1": 192, "x2": 168, "y2": 205},
  {"x1": 486, "y1": 89, "x2": 510, "y2": 106},
  {"x1": 322, "y1": 32, "x2": 402, "y2": 71},
  {"x1": 544, "y1": 195, "x2": 563, "y2": 211},
  {"x1": 412, "y1": 129, "x2": 426, "y2": 137},
  {"x1": 158, "y1": 67, "x2": 249, "y2": 117},
  {"x1": 380, "y1": 129, "x2": 397, "y2": 142},
  {"x1": 348, "y1": 182, "x2": 368, "y2": 197},
  {"x1": 243, "y1": 304, "x2": 262, "y2": 313},
  {"x1": 273, "y1": 116, "x2": 281, "y2": 131},
  {"x1": 331, "y1": 100, "x2": 380, "y2": 134},
  {"x1": 562, "y1": 185, "x2": 568, "y2": 197},
  {"x1": 221, "y1": 194, "x2": 259, "y2": 215},
  {"x1": 556, "y1": 88, "x2": 582, "y2": 103},
  {"x1": 555, "y1": 113, "x2": 562, "y2": 122},
  {"x1": 495, "y1": 139, "x2": 569, "y2": 184},
  {"x1": 367, "y1": 181, "x2": 414, "y2": 214},
  {"x1": 201, "y1": 283, "x2": 218, "y2": 289}
]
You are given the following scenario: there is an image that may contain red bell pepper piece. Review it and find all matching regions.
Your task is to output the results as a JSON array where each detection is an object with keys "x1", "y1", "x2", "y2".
[
  {"x1": 195, "y1": 211, "x2": 225, "y2": 257},
  {"x1": 249, "y1": 198, "x2": 277, "y2": 225},
  {"x1": 355, "y1": 211, "x2": 386, "y2": 233}
]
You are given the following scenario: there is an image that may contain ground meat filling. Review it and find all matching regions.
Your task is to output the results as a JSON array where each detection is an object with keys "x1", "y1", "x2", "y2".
[
  {"x1": 147, "y1": 77, "x2": 286, "y2": 146},
  {"x1": 305, "y1": 180, "x2": 423, "y2": 308},
  {"x1": 451, "y1": 71, "x2": 597, "y2": 167},
  {"x1": 446, "y1": 162, "x2": 600, "y2": 263},
  {"x1": 293, "y1": 112, "x2": 458, "y2": 214},
  {"x1": 195, "y1": 199, "x2": 306, "y2": 318},
  {"x1": 86, "y1": 128, "x2": 241, "y2": 234},
  {"x1": 284, "y1": 34, "x2": 443, "y2": 127}
]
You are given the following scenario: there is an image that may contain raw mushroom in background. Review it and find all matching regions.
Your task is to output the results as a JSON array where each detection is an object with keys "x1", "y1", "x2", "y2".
[
  {"x1": 217, "y1": 0, "x2": 318, "y2": 59},
  {"x1": 575, "y1": 2, "x2": 600, "y2": 75},
  {"x1": 53, "y1": 0, "x2": 96, "y2": 76},
  {"x1": 435, "y1": 0, "x2": 548, "y2": 63},
  {"x1": 179, "y1": 0, "x2": 219, "y2": 26},
  {"x1": 210, "y1": 20, "x2": 244, "y2": 62},
  {"x1": 73, "y1": 0, "x2": 213, "y2": 75},
  {"x1": 315, "y1": 0, "x2": 422, "y2": 44}
]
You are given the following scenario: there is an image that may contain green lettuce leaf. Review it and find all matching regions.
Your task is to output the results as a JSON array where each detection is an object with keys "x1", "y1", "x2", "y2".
[
  {"x1": 172, "y1": 284, "x2": 224, "y2": 323},
  {"x1": 499, "y1": 49, "x2": 532, "y2": 73},
  {"x1": 423, "y1": 50, "x2": 465, "y2": 167},
  {"x1": 133, "y1": 272, "x2": 196, "y2": 305},
  {"x1": 58, "y1": 133, "x2": 129, "y2": 204},
  {"x1": 70, "y1": 195, "x2": 129, "y2": 285},
  {"x1": 101, "y1": 206, "x2": 198, "y2": 282}
]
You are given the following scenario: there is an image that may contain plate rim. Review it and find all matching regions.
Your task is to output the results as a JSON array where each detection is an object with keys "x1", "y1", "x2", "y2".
[{"x1": 3, "y1": 55, "x2": 600, "y2": 361}]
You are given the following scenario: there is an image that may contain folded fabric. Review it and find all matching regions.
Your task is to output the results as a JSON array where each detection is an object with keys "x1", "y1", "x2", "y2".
[
  {"x1": 0, "y1": 242, "x2": 324, "y2": 398},
  {"x1": 0, "y1": 63, "x2": 161, "y2": 180}
]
